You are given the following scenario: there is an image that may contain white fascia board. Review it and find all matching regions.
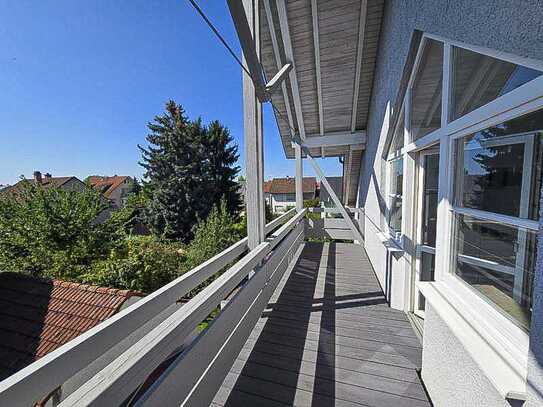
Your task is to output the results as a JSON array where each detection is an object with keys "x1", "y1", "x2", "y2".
[{"x1": 291, "y1": 131, "x2": 366, "y2": 149}]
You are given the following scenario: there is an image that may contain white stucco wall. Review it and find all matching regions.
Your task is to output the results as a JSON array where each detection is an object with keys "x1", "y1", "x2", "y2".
[
  {"x1": 270, "y1": 192, "x2": 313, "y2": 213},
  {"x1": 422, "y1": 305, "x2": 513, "y2": 407}
]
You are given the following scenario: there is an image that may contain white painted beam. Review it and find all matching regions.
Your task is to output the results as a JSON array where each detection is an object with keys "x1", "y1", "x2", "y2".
[
  {"x1": 307, "y1": 154, "x2": 364, "y2": 243},
  {"x1": 291, "y1": 131, "x2": 366, "y2": 149},
  {"x1": 350, "y1": 0, "x2": 368, "y2": 132},
  {"x1": 292, "y1": 136, "x2": 364, "y2": 243},
  {"x1": 344, "y1": 150, "x2": 354, "y2": 206},
  {"x1": 263, "y1": 0, "x2": 296, "y2": 136},
  {"x1": 276, "y1": 0, "x2": 306, "y2": 211},
  {"x1": 277, "y1": 0, "x2": 306, "y2": 140},
  {"x1": 226, "y1": 0, "x2": 267, "y2": 101},
  {"x1": 295, "y1": 145, "x2": 303, "y2": 211},
  {"x1": 241, "y1": 0, "x2": 265, "y2": 249},
  {"x1": 311, "y1": 0, "x2": 324, "y2": 136},
  {"x1": 264, "y1": 62, "x2": 292, "y2": 97}
]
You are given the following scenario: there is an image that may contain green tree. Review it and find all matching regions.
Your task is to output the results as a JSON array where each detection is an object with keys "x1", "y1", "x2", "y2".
[
  {"x1": 203, "y1": 120, "x2": 242, "y2": 215},
  {"x1": 107, "y1": 191, "x2": 149, "y2": 237},
  {"x1": 0, "y1": 180, "x2": 110, "y2": 279},
  {"x1": 139, "y1": 101, "x2": 241, "y2": 243},
  {"x1": 184, "y1": 200, "x2": 242, "y2": 271}
]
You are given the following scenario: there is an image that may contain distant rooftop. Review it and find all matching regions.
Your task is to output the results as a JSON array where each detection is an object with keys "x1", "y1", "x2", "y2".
[
  {"x1": 2, "y1": 171, "x2": 80, "y2": 196},
  {"x1": 268, "y1": 177, "x2": 317, "y2": 194},
  {"x1": 87, "y1": 175, "x2": 132, "y2": 198}
]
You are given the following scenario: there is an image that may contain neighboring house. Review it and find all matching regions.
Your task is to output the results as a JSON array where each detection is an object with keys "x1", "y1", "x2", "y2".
[
  {"x1": 0, "y1": 272, "x2": 142, "y2": 404},
  {"x1": 2, "y1": 171, "x2": 86, "y2": 196},
  {"x1": 268, "y1": 177, "x2": 317, "y2": 213},
  {"x1": 319, "y1": 176, "x2": 343, "y2": 208},
  {"x1": 87, "y1": 176, "x2": 135, "y2": 209},
  {"x1": 263, "y1": 180, "x2": 272, "y2": 207},
  {"x1": 239, "y1": 179, "x2": 271, "y2": 210}
]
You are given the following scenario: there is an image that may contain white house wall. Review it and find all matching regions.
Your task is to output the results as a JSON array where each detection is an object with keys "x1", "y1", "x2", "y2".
[{"x1": 356, "y1": 1, "x2": 543, "y2": 405}]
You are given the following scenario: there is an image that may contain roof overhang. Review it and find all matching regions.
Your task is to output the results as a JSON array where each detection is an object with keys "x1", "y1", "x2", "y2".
[
  {"x1": 228, "y1": 0, "x2": 385, "y2": 206},
  {"x1": 259, "y1": 0, "x2": 385, "y2": 162}
]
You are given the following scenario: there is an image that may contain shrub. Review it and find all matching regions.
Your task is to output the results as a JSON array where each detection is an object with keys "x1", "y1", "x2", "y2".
[
  {"x1": 303, "y1": 198, "x2": 320, "y2": 208},
  {"x1": 84, "y1": 235, "x2": 184, "y2": 293},
  {"x1": 183, "y1": 200, "x2": 243, "y2": 272}
]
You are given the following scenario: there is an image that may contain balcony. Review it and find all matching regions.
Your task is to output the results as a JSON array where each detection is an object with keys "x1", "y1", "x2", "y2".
[{"x1": 0, "y1": 209, "x2": 430, "y2": 406}]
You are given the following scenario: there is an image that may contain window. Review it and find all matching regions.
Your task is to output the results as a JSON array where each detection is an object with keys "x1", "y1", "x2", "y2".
[
  {"x1": 420, "y1": 153, "x2": 439, "y2": 247},
  {"x1": 387, "y1": 158, "x2": 403, "y2": 236},
  {"x1": 451, "y1": 109, "x2": 543, "y2": 331},
  {"x1": 385, "y1": 110, "x2": 405, "y2": 237},
  {"x1": 418, "y1": 251, "x2": 436, "y2": 310},
  {"x1": 452, "y1": 47, "x2": 543, "y2": 120},
  {"x1": 388, "y1": 32, "x2": 543, "y2": 391},
  {"x1": 390, "y1": 109, "x2": 404, "y2": 154},
  {"x1": 413, "y1": 150, "x2": 439, "y2": 319},
  {"x1": 410, "y1": 39, "x2": 443, "y2": 141}
]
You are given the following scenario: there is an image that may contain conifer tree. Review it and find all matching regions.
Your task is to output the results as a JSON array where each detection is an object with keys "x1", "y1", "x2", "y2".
[
  {"x1": 139, "y1": 101, "x2": 241, "y2": 242},
  {"x1": 203, "y1": 120, "x2": 242, "y2": 215}
]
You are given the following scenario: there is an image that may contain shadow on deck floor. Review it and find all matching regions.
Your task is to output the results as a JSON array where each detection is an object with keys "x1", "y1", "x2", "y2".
[{"x1": 212, "y1": 242, "x2": 431, "y2": 407}]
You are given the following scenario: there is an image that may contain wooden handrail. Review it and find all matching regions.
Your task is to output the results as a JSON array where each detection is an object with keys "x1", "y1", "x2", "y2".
[{"x1": 264, "y1": 207, "x2": 296, "y2": 234}]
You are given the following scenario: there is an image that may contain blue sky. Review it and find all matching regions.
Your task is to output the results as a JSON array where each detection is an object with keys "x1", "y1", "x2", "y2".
[{"x1": 0, "y1": 0, "x2": 342, "y2": 186}]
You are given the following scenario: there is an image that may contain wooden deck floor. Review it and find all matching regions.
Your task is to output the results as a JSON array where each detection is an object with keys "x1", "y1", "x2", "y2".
[{"x1": 212, "y1": 242, "x2": 431, "y2": 407}]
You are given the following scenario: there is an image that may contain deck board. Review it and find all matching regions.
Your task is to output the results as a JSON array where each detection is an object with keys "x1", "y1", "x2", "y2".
[{"x1": 213, "y1": 242, "x2": 431, "y2": 407}]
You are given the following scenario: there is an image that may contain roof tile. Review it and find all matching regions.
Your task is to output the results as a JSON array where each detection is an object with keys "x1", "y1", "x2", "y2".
[
  {"x1": 87, "y1": 176, "x2": 132, "y2": 198},
  {"x1": 268, "y1": 177, "x2": 317, "y2": 194},
  {"x1": 0, "y1": 272, "x2": 143, "y2": 381}
]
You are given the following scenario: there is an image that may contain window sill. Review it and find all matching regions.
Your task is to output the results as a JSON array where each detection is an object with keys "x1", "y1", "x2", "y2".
[
  {"x1": 418, "y1": 280, "x2": 528, "y2": 399},
  {"x1": 376, "y1": 232, "x2": 404, "y2": 253}
]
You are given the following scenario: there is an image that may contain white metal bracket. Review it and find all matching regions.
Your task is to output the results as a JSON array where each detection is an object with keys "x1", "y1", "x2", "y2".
[{"x1": 227, "y1": 0, "x2": 291, "y2": 103}]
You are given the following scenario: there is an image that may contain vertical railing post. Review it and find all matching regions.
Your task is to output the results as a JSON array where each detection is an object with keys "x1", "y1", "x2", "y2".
[
  {"x1": 242, "y1": 0, "x2": 265, "y2": 249},
  {"x1": 295, "y1": 145, "x2": 303, "y2": 211}
]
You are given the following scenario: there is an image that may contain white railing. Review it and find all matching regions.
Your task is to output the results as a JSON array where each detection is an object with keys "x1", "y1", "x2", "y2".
[
  {"x1": 306, "y1": 207, "x2": 365, "y2": 241},
  {"x1": 0, "y1": 209, "x2": 302, "y2": 407},
  {"x1": 307, "y1": 206, "x2": 362, "y2": 214}
]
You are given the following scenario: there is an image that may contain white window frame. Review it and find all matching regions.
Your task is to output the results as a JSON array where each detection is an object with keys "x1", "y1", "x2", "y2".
[
  {"x1": 383, "y1": 105, "x2": 406, "y2": 244},
  {"x1": 390, "y1": 32, "x2": 543, "y2": 398},
  {"x1": 452, "y1": 131, "x2": 537, "y2": 303},
  {"x1": 411, "y1": 148, "x2": 439, "y2": 320},
  {"x1": 385, "y1": 156, "x2": 404, "y2": 239}
]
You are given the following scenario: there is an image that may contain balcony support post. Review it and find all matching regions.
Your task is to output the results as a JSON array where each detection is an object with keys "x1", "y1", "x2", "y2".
[
  {"x1": 240, "y1": 0, "x2": 265, "y2": 249},
  {"x1": 295, "y1": 145, "x2": 303, "y2": 211}
]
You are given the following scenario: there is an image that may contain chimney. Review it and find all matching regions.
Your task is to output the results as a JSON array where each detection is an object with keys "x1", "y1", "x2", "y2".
[
  {"x1": 33, "y1": 171, "x2": 42, "y2": 184},
  {"x1": 44, "y1": 173, "x2": 52, "y2": 182}
]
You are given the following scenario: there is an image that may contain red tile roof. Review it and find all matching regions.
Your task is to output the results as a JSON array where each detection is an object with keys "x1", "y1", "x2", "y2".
[
  {"x1": 0, "y1": 272, "x2": 142, "y2": 380},
  {"x1": 87, "y1": 176, "x2": 132, "y2": 198},
  {"x1": 268, "y1": 177, "x2": 317, "y2": 194},
  {"x1": 263, "y1": 181, "x2": 272, "y2": 194}
]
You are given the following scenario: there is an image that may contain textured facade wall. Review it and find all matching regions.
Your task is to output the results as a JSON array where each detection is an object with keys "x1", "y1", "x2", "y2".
[
  {"x1": 422, "y1": 306, "x2": 511, "y2": 407},
  {"x1": 357, "y1": 0, "x2": 543, "y2": 405},
  {"x1": 527, "y1": 190, "x2": 543, "y2": 406}
]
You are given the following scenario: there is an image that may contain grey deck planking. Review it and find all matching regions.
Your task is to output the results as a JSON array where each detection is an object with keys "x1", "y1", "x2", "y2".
[{"x1": 212, "y1": 242, "x2": 431, "y2": 407}]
